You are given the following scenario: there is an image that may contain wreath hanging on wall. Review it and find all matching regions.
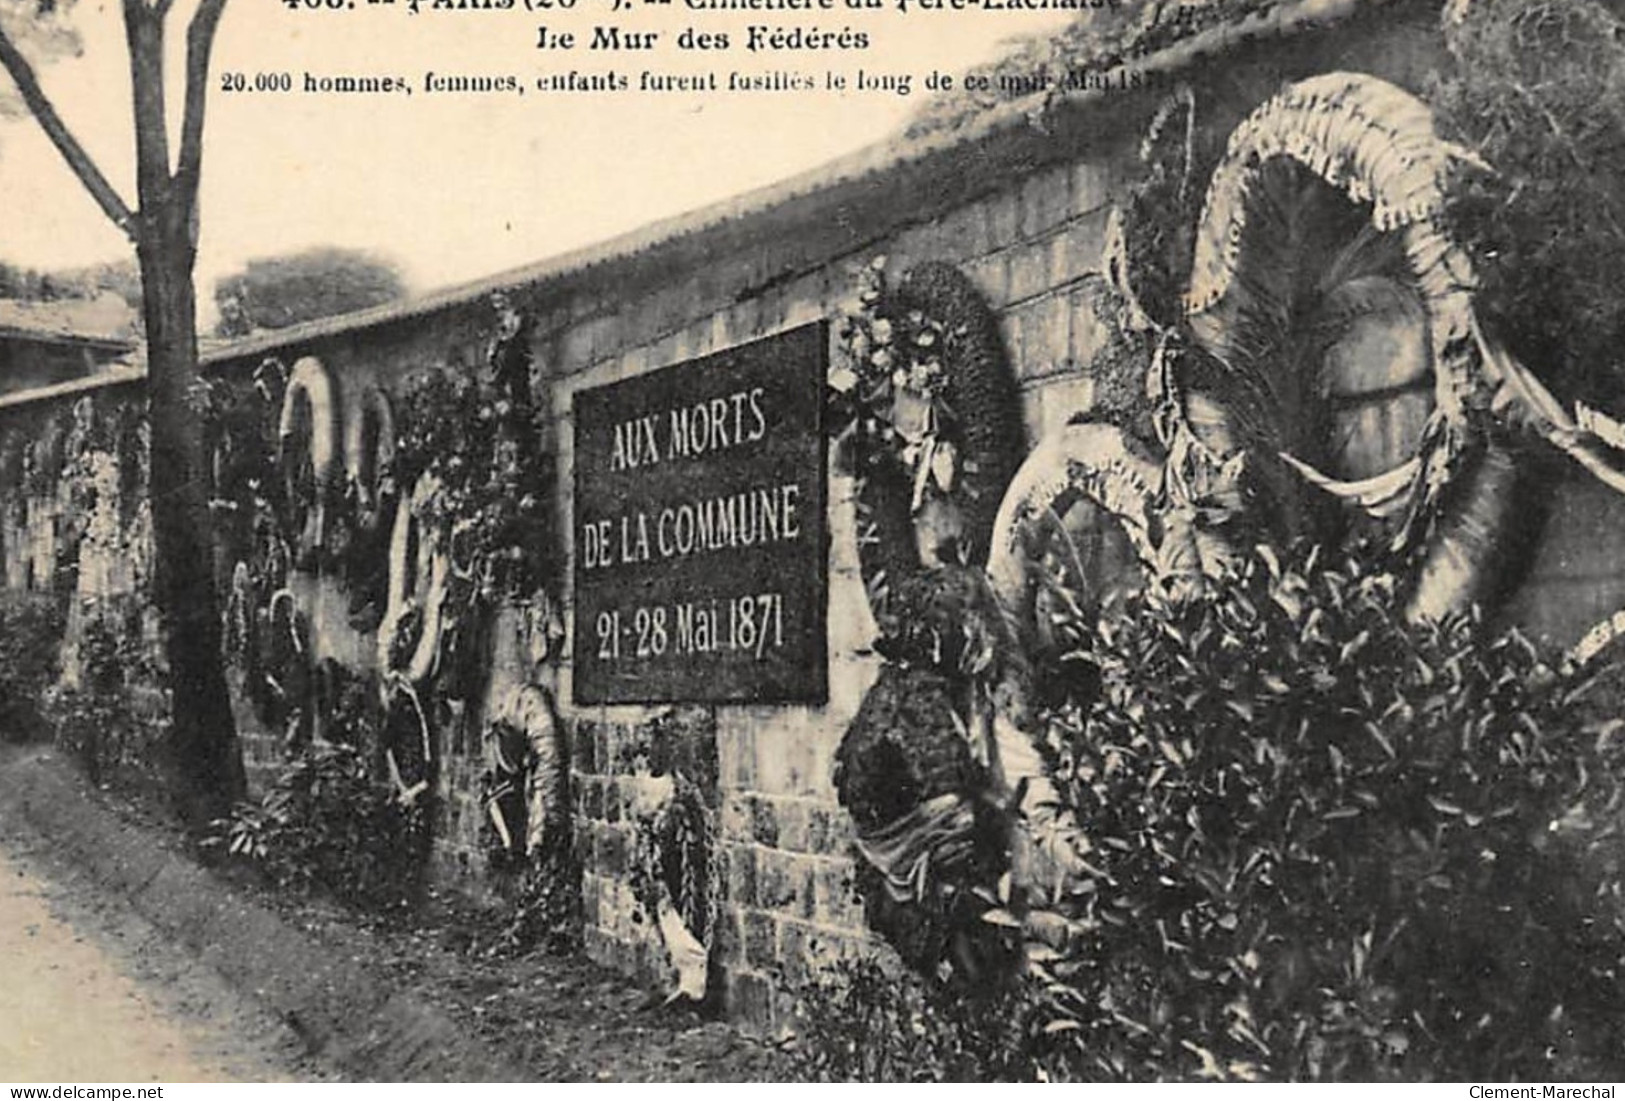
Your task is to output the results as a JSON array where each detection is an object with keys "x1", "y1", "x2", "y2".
[{"x1": 829, "y1": 259, "x2": 1029, "y2": 978}]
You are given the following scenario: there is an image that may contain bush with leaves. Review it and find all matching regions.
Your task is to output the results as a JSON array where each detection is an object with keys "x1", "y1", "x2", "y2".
[
  {"x1": 211, "y1": 741, "x2": 429, "y2": 915},
  {"x1": 0, "y1": 592, "x2": 64, "y2": 742},
  {"x1": 46, "y1": 610, "x2": 169, "y2": 793},
  {"x1": 1014, "y1": 546, "x2": 1625, "y2": 1080},
  {"x1": 474, "y1": 839, "x2": 584, "y2": 958},
  {"x1": 798, "y1": 548, "x2": 1625, "y2": 1080},
  {"x1": 784, "y1": 957, "x2": 1046, "y2": 1082},
  {"x1": 1430, "y1": 0, "x2": 1625, "y2": 415}
]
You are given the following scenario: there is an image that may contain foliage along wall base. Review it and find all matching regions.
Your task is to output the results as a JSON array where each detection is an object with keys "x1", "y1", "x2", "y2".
[{"x1": 820, "y1": 41, "x2": 1625, "y2": 1077}]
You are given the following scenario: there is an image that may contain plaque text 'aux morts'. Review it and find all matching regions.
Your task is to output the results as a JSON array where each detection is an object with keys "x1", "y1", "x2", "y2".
[{"x1": 572, "y1": 323, "x2": 828, "y2": 704}]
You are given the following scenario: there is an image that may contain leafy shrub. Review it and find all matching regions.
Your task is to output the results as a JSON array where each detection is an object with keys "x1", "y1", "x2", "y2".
[
  {"x1": 1016, "y1": 546, "x2": 1625, "y2": 1080},
  {"x1": 1430, "y1": 0, "x2": 1625, "y2": 415},
  {"x1": 783, "y1": 957, "x2": 1046, "y2": 1082},
  {"x1": 212, "y1": 741, "x2": 429, "y2": 915},
  {"x1": 46, "y1": 610, "x2": 169, "y2": 793},
  {"x1": 798, "y1": 547, "x2": 1625, "y2": 1080},
  {"x1": 0, "y1": 592, "x2": 65, "y2": 742},
  {"x1": 475, "y1": 840, "x2": 584, "y2": 958}
]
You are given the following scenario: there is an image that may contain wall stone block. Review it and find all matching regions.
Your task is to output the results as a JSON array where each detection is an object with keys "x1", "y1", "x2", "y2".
[
  {"x1": 726, "y1": 841, "x2": 758, "y2": 908},
  {"x1": 1021, "y1": 169, "x2": 1074, "y2": 240},
  {"x1": 804, "y1": 856, "x2": 843, "y2": 922},
  {"x1": 1010, "y1": 294, "x2": 1074, "y2": 381},
  {"x1": 805, "y1": 803, "x2": 839, "y2": 857},
  {"x1": 1008, "y1": 240, "x2": 1055, "y2": 306},
  {"x1": 985, "y1": 188, "x2": 1023, "y2": 250},
  {"x1": 1049, "y1": 210, "x2": 1109, "y2": 288},
  {"x1": 1070, "y1": 160, "x2": 1112, "y2": 217},
  {"x1": 814, "y1": 860, "x2": 862, "y2": 929},
  {"x1": 1023, "y1": 372, "x2": 1094, "y2": 442},
  {"x1": 748, "y1": 796, "x2": 782, "y2": 848},
  {"x1": 1070, "y1": 282, "x2": 1119, "y2": 369},
  {"x1": 713, "y1": 904, "x2": 742, "y2": 962},
  {"x1": 965, "y1": 252, "x2": 1011, "y2": 309},
  {"x1": 559, "y1": 321, "x2": 599, "y2": 372},
  {"x1": 720, "y1": 792, "x2": 751, "y2": 842},
  {"x1": 934, "y1": 202, "x2": 993, "y2": 262},
  {"x1": 755, "y1": 848, "x2": 801, "y2": 911},
  {"x1": 742, "y1": 909, "x2": 779, "y2": 970},
  {"x1": 885, "y1": 221, "x2": 942, "y2": 276}
]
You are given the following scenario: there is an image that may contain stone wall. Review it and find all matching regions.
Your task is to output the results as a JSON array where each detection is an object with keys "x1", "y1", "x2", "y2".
[
  {"x1": 517, "y1": 134, "x2": 1152, "y2": 1028},
  {"x1": 0, "y1": 142, "x2": 1142, "y2": 1031},
  {"x1": 208, "y1": 308, "x2": 518, "y2": 887}
]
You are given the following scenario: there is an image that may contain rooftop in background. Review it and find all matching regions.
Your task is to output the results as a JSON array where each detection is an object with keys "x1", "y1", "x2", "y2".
[{"x1": 0, "y1": 294, "x2": 139, "y2": 352}]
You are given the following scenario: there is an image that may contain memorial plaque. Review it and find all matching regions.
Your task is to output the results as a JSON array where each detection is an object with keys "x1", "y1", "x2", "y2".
[{"x1": 572, "y1": 323, "x2": 828, "y2": 705}]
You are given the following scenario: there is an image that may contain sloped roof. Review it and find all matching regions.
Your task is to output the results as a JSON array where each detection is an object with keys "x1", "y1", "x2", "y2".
[
  {"x1": 0, "y1": 295, "x2": 138, "y2": 350},
  {"x1": 199, "y1": 0, "x2": 1399, "y2": 365}
]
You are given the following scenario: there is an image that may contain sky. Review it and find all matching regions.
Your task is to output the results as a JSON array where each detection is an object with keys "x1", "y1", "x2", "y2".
[{"x1": 0, "y1": 0, "x2": 1076, "y2": 316}]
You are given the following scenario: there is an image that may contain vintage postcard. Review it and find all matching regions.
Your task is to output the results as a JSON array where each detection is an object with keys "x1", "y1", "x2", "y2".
[{"x1": 3, "y1": 0, "x2": 1625, "y2": 1084}]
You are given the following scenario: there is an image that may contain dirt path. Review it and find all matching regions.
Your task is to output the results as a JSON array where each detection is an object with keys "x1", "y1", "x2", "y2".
[
  {"x1": 0, "y1": 831, "x2": 324, "y2": 1083},
  {"x1": 0, "y1": 747, "x2": 792, "y2": 1082}
]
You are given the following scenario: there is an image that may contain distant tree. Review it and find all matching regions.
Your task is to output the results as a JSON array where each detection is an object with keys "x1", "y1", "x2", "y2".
[
  {"x1": 214, "y1": 247, "x2": 407, "y2": 337},
  {"x1": 61, "y1": 257, "x2": 144, "y2": 308},
  {"x1": 0, "y1": 260, "x2": 44, "y2": 300},
  {"x1": 0, "y1": 257, "x2": 143, "y2": 307}
]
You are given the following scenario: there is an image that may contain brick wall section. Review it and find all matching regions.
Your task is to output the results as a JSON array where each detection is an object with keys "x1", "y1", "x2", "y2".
[
  {"x1": 569, "y1": 704, "x2": 722, "y2": 990},
  {"x1": 0, "y1": 131, "x2": 1276, "y2": 1032},
  {"x1": 532, "y1": 146, "x2": 1140, "y2": 1031}
]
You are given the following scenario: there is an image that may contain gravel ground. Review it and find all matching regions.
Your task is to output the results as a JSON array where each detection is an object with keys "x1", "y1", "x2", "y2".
[
  {"x1": 0, "y1": 830, "x2": 327, "y2": 1083},
  {"x1": 0, "y1": 749, "x2": 792, "y2": 1083},
  {"x1": 242, "y1": 881, "x2": 795, "y2": 1082}
]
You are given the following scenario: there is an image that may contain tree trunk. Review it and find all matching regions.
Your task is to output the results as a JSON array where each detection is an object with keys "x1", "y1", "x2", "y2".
[
  {"x1": 0, "y1": 0, "x2": 243, "y2": 823},
  {"x1": 138, "y1": 220, "x2": 246, "y2": 826},
  {"x1": 125, "y1": 0, "x2": 244, "y2": 825}
]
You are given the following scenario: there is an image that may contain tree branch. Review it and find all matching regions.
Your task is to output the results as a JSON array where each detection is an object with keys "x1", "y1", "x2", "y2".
[
  {"x1": 0, "y1": 24, "x2": 137, "y2": 241},
  {"x1": 174, "y1": 0, "x2": 228, "y2": 211},
  {"x1": 123, "y1": 0, "x2": 170, "y2": 188}
]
